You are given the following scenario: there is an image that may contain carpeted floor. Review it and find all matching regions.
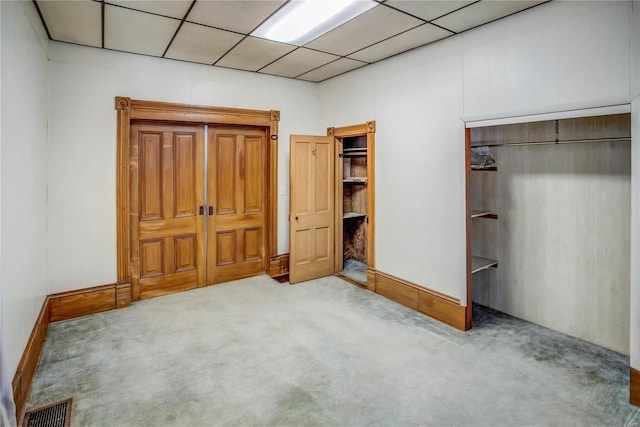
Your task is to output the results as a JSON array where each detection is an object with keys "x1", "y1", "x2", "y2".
[
  {"x1": 26, "y1": 275, "x2": 640, "y2": 426},
  {"x1": 341, "y1": 259, "x2": 367, "y2": 285}
]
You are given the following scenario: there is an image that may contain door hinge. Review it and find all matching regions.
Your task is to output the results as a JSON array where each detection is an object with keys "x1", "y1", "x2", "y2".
[
  {"x1": 208, "y1": 206, "x2": 214, "y2": 215},
  {"x1": 199, "y1": 206, "x2": 205, "y2": 215}
]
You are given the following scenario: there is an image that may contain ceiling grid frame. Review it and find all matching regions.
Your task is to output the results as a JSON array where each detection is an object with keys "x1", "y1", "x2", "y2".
[{"x1": 34, "y1": 0, "x2": 550, "y2": 83}]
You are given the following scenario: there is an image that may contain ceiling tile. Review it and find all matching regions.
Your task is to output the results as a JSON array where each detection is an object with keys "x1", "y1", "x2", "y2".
[
  {"x1": 305, "y1": 5, "x2": 423, "y2": 56},
  {"x1": 432, "y1": 0, "x2": 546, "y2": 33},
  {"x1": 165, "y1": 23, "x2": 244, "y2": 65},
  {"x1": 384, "y1": 0, "x2": 475, "y2": 21},
  {"x1": 105, "y1": 5, "x2": 180, "y2": 56},
  {"x1": 216, "y1": 36, "x2": 296, "y2": 72},
  {"x1": 348, "y1": 23, "x2": 451, "y2": 63},
  {"x1": 188, "y1": 0, "x2": 286, "y2": 34},
  {"x1": 259, "y1": 48, "x2": 339, "y2": 78},
  {"x1": 37, "y1": 0, "x2": 102, "y2": 47},
  {"x1": 297, "y1": 58, "x2": 367, "y2": 82},
  {"x1": 106, "y1": 1, "x2": 192, "y2": 19}
]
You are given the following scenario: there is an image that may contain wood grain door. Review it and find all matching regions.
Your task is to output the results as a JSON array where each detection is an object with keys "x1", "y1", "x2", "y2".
[
  {"x1": 289, "y1": 135, "x2": 335, "y2": 284},
  {"x1": 131, "y1": 123, "x2": 206, "y2": 299},
  {"x1": 207, "y1": 127, "x2": 267, "y2": 284}
]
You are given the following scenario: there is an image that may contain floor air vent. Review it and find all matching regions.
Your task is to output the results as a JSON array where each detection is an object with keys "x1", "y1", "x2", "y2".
[
  {"x1": 271, "y1": 274, "x2": 289, "y2": 284},
  {"x1": 23, "y1": 399, "x2": 72, "y2": 427}
]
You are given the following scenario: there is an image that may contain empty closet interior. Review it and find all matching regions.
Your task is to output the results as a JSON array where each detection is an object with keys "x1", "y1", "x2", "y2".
[
  {"x1": 339, "y1": 135, "x2": 369, "y2": 286},
  {"x1": 467, "y1": 113, "x2": 631, "y2": 354}
]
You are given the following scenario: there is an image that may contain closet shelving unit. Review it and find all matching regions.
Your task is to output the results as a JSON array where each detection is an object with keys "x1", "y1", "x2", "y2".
[
  {"x1": 469, "y1": 162, "x2": 499, "y2": 276},
  {"x1": 464, "y1": 113, "x2": 632, "y2": 331}
]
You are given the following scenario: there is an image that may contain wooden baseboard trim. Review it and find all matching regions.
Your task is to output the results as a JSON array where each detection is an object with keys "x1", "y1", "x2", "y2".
[
  {"x1": 13, "y1": 282, "x2": 131, "y2": 420},
  {"x1": 366, "y1": 267, "x2": 376, "y2": 292},
  {"x1": 631, "y1": 367, "x2": 640, "y2": 407},
  {"x1": 116, "y1": 281, "x2": 132, "y2": 308},
  {"x1": 375, "y1": 271, "x2": 466, "y2": 331},
  {"x1": 12, "y1": 297, "x2": 50, "y2": 419},
  {"x1": 49, "y1": 283, "x2": 120, "y2": 322},
  {"x1": 269, "y1": 254, "x2": 289, "y2": 277}
]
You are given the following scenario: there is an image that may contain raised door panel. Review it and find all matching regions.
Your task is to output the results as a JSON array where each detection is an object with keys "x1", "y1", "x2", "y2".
[
  {"x1": 244, "y1": 136, "x2": 263, "y2": 213},
  {"x1": 244, "y1": 227, "x2": 262, "y2": 261},
  {"x1": 294, "y1": 229, "x2": 311, "y2": 265},
  {"x1": 174, "y1": 133, "x2": 196, "y2": 217},
  {"x1": 175, "y1": 234, "x2": 196, "y2": 272},
  {"x1": 140, "y1": 132, "x2": 163, "y2": 221},
  {"x1": 315, "y1": 226, "x2": 330, "y2": 261},
  {"x1": 217, "y1": 231, "x2": 236, "y2": 265},
  {"x1": 216, "y1": 135, "x2": 237, "y2": 215},
  {"x1": 293, "y1": 142, "x2": 312, "y2": 216},
  {"x1": 314, "y1": 142, "x2": 331, "y2": 214},
  {"x1": 140, "y1": 238, "x2": 164, "y2": 278}
]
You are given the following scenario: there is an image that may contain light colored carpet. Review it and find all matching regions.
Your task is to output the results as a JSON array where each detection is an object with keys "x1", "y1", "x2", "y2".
[
  {"x1": 341, "y1": 259, "x2": 367, "y2": 285},
  {"x1": 26, "y1": 275, "x2": 640, "y2": 426}
]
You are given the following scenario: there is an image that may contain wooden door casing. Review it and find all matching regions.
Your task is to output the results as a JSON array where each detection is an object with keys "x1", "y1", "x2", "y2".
[
  {"x1": 130, "y1": 123, "x2": 206, "y2": 300},
  {"x1": 207, "y1": 127, "x2": 268, "y2": 284},
  {"x1": 117, "y1": 98, "x2": 280, "y2": 303},
  {"x1": 327, "y1": 122, "x2": 376, "y2": 291},
  {"x1": 289, "y1": 135, "x2": 335, "y2": 284}
]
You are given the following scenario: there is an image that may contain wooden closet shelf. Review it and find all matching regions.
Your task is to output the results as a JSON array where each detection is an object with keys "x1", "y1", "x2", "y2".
[
  {"x1": 471, "y1": 210, "x2": 498, "y2": 219},
  {"x1": 472, "y1": 256, "x2": 498, "y2": 273},
  {"x1": 343, "y1": 148, "x2": 367, "y2": 157},
  {"x1": 343, "y1": 212, "x2": 366, "y2": 220},
  {"x1": 343, "y1": 177, "x2": 367, "y2": 184}
]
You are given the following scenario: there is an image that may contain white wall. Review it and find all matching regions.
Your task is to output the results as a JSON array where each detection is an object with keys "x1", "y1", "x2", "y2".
[
  {"x1": 322, "y1": 38, "x2": 466, "y2": 299},
  {"x1": 0, "y1": 0, "x2": 49, "y2": 416},
  {"x1": 47, "y1": 43, "x2": 322, "y2": 293},
  {"x1": 463, "y1": 1, "x2": 632, "y2": 120},
  {"x1": 320, "y1": 0, "x2": 635, "y2": 309}
]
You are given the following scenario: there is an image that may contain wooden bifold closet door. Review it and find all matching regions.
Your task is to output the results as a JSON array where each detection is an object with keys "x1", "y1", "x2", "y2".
[{"x1": 130, "y1": 123, "x2": 267, "y2": 299}]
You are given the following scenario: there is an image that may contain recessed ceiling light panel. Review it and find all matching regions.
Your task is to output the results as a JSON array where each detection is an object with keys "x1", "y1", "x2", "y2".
[{"x1": 252, "y1": 0, "x2": 376, "y2": 46}]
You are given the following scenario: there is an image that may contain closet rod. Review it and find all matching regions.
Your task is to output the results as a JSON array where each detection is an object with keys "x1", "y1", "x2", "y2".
[{"x1": 471, "y1": 136, "x2": 630, "y2": 148}]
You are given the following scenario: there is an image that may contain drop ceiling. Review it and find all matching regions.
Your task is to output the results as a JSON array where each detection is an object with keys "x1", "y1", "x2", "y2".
[{"x1": 35, "y1": 0, "x2": 548, "y2": 83}]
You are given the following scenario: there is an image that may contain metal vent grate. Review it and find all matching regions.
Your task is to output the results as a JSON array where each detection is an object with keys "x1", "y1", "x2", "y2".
[
  {"x1": 23, "y1": 399, "x2": 72, "y2": 427},
  {"x1": 271, "y1": 274, "x2": 289, "y2": 284}
]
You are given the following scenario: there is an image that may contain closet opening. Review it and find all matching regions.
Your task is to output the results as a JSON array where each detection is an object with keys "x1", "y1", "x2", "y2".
[
  {"x1": 329, "y1": 123, "x2": 376, "y2": 291},
  {"x1": 340, "y1": 135, "x2": 368, "y2": 286},
  {"x1": 465, "y1": 112, "x2": 631, "y2": 357}
]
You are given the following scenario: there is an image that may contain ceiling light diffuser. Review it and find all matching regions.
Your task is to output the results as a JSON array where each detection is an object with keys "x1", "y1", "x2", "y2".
[{"x1": 252, "y1": 0, "x2": 376, "y2": 46}]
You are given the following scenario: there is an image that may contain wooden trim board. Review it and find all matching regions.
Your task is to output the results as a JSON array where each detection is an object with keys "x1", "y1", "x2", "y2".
[
  {"x1": 12, "y1": 297, "x2": 50, "y2": 420},
  {"x1": 13, "y1": 281, "x2": 131, "y2": 421},
  {"x1": 328, "y1": 121, "x2": 376, "y2": 291},
  {"x1": 375, "y1": 271, "x2": 466, "y2": 331},
  {"x1": 49, "y1": 283, "x2": 124, "y2": 322},
  {"x1": 464, "y1": 128, "x2": 473, "y2": 331},
  {"x1": 631, "y1": 367, "x2": 640, "y2": 407},
  {"x1": 116, "y1": 97, "x2": 280, "y2": 300},
  {"x1": 269, "y1": 254, "x2": 290, "y2": 277}
]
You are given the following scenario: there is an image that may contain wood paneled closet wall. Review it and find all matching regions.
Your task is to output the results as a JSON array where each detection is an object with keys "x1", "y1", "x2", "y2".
[{"x1": 466, "y1": 113, "x2": 631, "y2": 354}]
